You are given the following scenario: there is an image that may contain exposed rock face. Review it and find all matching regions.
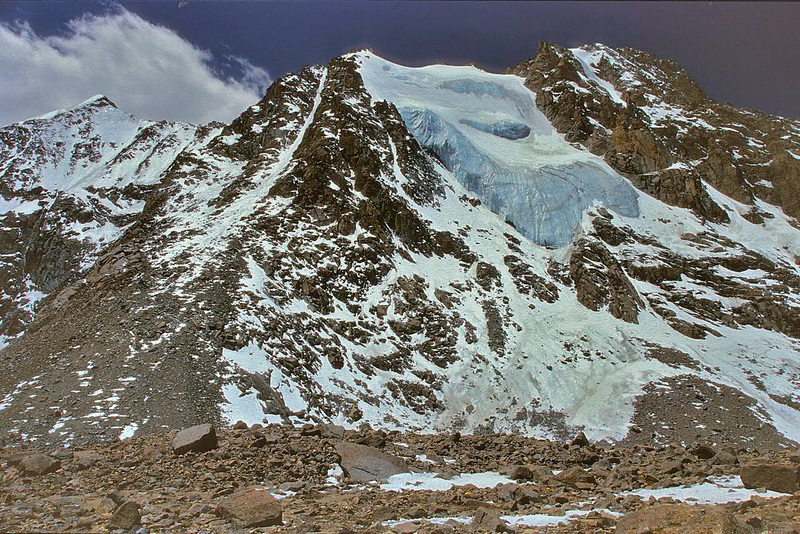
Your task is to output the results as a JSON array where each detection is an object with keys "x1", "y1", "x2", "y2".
[
  {"x1": 0, "y1": 96, "x2": 203, "y2": 345},
  {"x1": 569, "y1": 238, "x2": 643, "y2": 323},
  {"x1": 509, "y1": 42, "x2": 800, "y2": 224}
]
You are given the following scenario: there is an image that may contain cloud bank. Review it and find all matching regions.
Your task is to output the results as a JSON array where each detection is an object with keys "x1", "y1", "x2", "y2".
[{"x1": 0, "y1": 9, "x2": 271, "y2": 126}]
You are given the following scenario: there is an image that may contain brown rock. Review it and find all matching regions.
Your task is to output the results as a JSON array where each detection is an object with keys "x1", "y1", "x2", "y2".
[
  {"x1": 218, "y1": 488, "x2": 282, "y2": 528},
  {"x1": 709, "y1": 451, "x2": 738, "y2": 466},
  {"x1": 320, "y1": 423, "x2": 346, "y2": 440},
  {"x1": 660, "y1": 461, "x2": 683, "y2": 475},
  {"x1": 616, "y1": 504, "x2": 755, "y2": 534},
  {"x1": 18, "y1": 454, "x2": 60, "y2": 475},
  {"x1": 691, "y1": 444, "x2": 716, "y2": 460},
  {"x1": 496, "y1": 483, "x2": 519, "y2": 502},
  {"x1": 108, "y1": 501, "x2": 141, "y2": 530},
  {"x1": 335, "y1": 442, "x2": 409, "y2": 482},
  {"x1": 569, "y1": 238, "x2": 643, "y2": 324},
  {"x1": 571, "y1": 431, "x2": 590, "y2": 447},
  {"x1": 506, "y1": 465, "x2": 533, "y2": 481},
  {"x1": 506, "y1": 464, "x2": 551, "y2": 482},
  {"x1": 740, "y1": 463, "x2": 799, "y2": 493},
  {"x1": 4, "y1": 451, "x2": 32, "y2": 467},
  {"x1": 172, "y1": 424, "x2": 218, "y2": 455},
  {"x1": 73, "y1": 450, "x2": 103, "y2": 470},
  {"x1": 555, "y1": 466, "x2": 595, "y2": 488},
  {"x1": 471, "y1": 507, "x2": 510, "y2": 532}
]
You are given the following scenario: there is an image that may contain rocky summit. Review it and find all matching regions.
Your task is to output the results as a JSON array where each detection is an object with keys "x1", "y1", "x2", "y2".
[{"x1": 1, "y1": 40, "x2": 800, "y2": 530}]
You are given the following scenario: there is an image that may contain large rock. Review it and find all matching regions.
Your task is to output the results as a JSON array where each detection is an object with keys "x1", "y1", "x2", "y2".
[
  {"x1": 740, "y1": 463, "x2": 799, "y2": 493},
  {"x1": 616, "y1": 504, "x2": 756, "y2": 534},
  {"x1": 471, "y1": 507, "x2": 510, "y2": 532},
  {"x1": 107, "y1": 501, "x2": 141, "y2": 530},
  {"x1": 172, "y1": 424, "x2": 218, "y2": 455},
  {"x1": 18, "y1": 454, "x2": 60, "y2": 475},
  {"x1": 555, "y1": 466, "x2": 596, "y2": 488},
  {"x1": 506, "y1": 464, "x2": 552, "y2": 483},
  {"x1": 334, "y1": 442, "x2": 409, "y2": 482},
  {"x1": 709, "y1": 451, "x2": 738, "y2": 466},
  {"x1": 73, "y1": 450, "x2": 103, "y2": 470},
  {"x1": 320, "y1": 423, "x2": 346, "y2": 440},
  {"x1": 218, "y1": 488, "x2": 282, "y2": 528}
]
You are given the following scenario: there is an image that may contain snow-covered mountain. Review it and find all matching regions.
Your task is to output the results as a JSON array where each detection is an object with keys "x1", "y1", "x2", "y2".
[
  {"x1": 1, "y1": 45, "x2": 799, "y2": 449},
  {"x1": 0, "y1": 96, "x2": 209, "y2": 346}
]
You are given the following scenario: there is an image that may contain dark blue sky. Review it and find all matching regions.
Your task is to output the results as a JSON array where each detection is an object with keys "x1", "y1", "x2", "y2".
[{"x1": 3, "y1": 1, "x2": 799, "y2": 118}]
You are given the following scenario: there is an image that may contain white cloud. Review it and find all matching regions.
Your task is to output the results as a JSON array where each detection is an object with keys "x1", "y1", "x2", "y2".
[{"x1": 0, "y1": 9, "x2": 271, "y2": 126}]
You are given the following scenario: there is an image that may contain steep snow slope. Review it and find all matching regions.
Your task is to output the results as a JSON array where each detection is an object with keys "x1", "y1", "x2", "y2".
[
  {"x1": 358, "y1": 53, "x2": 640, "y2": 247},
  {"x1": 0, "y1": 50, "x2": 799, "y2": 449},
  {"x1": 0, "y1": 95, "x2": 202, "y2": 346}
]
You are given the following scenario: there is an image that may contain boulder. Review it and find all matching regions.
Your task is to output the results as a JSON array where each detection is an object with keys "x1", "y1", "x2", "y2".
[
  {"x1": 496, "y1": 483, "x2": 519, "y2": 502},
  {"x1": 505, "y1": 464, "x2": 551, "y2": 482},
  {"x1": 616, "y1": 504, "x2": 755, "y2": 534},
  {"x1": 555, "y1": 466, "x2": 595, "y2": 488},
  {"x1": 659, "y1": 461, "x2": 683, "y2": 475},
  {"x1": 740, "y1": 463, "x2": 799, "y2": 493},
  {"x1": 4, "y1": 451, "x2": 32, "y2": 467},
  {"x1": 709, "y1": 451, "x2": 738, "y2": 466},
  {"x1": 218, "y1": 488, "x2": 282, "y2": 528},
  {"x1": 18, "y1": 454, "x2": 60, "y2": 475},
  {"x1": 570, "y1": 431, "x2": 590, "y2": 447},
  {"x1": 107, "y1": 501, "x2": 141, "y2": 530},
  {"x1": 320, "y1": 423, "x2": 346, "y2": 440},
  {"x1": 471, "y1": 507, "x2": 510, "y2": 532},
  {"x1": 73, "y1": 450, "x2": 103, "y2": 470},
  {"x1": 335, "y1": 442, "x2": 409, "y2": 482},
  {"x1": 172, "y1": 424, "x2": 218, "y2": 455},
  {"x1": 691, "y1": 444, "x2": 716, "y2": 460}
]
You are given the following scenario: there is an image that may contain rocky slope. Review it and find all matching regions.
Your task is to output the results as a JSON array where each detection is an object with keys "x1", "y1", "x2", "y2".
[
  {"x1": 0, "y1": 45, "x2": 799, "y2": 452},
  {"x1": 0, "y1": 96, "x2": 207, "y2": 344},
  {"x1": 509, "y1": 43, "x2": 800, "y2": 224},
  {"x1": 1, "y1": 423, "x2": 799, "y2": 532}
]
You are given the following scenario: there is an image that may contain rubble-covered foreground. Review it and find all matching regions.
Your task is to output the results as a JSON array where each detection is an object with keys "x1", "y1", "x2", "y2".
[{"x1": 2, "y1": 423, "x2": 799, "y2": 532}]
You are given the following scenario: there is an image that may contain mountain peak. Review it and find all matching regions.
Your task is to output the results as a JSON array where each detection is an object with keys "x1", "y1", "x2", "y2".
[
  {"x1": 1, "y1": 44, "x2": 799, "y2": 452},
  {"x1": 76, "y1": 94, "x2": 117, "y2": 109},
  {"x1": 26, "y1": 94, "x2": 119, "y2": 123}
]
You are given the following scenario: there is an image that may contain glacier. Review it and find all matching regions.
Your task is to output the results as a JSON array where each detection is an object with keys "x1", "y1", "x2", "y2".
[{"x1": 357, "y1": 52, "x2": 640, "y2": 247}]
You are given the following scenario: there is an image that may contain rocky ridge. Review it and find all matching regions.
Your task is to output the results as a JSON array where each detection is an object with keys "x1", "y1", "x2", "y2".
[{"x1": 509, "y1": 43, "x2": 800, "y2": 224}]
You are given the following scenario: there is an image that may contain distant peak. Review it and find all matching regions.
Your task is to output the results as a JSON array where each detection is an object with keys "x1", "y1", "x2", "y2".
[
  {"x1": 25, "y1": 95, "x2": 120, "y2": 123},
  {"x1": 76, "y1": 94, "x2": 117, "y2": 109}
]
